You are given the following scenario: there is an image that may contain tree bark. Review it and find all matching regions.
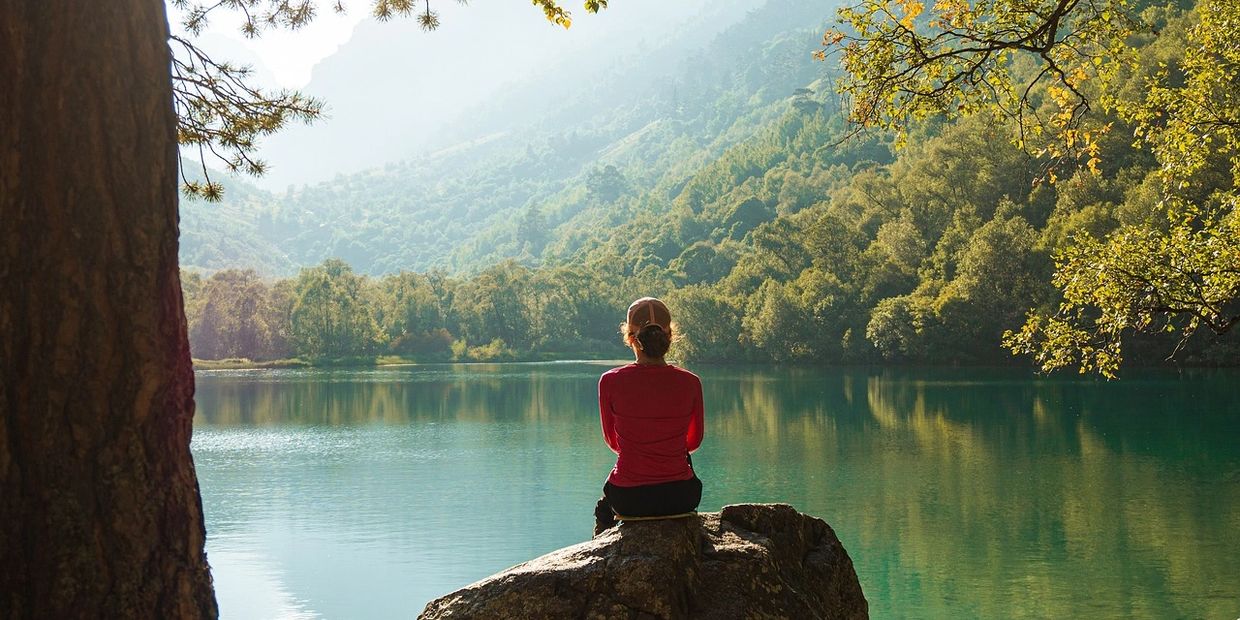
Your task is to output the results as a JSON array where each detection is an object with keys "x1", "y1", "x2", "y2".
[{"x1": 0, "y1": 1, "x2": 217, "y2": 617}]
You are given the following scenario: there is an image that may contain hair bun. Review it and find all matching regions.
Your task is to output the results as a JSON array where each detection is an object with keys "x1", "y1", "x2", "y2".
[{"x1": 635, "y1": 323, "x2": 672, "y2": 357}]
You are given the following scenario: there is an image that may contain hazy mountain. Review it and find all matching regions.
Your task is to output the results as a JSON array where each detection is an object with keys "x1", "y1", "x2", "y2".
[
  {"x1": 252, "y1": 0, "x2": 754, "y2": 189},
  {"x1": 179, "y1": 0, "x2": 844, "y2": 275}
]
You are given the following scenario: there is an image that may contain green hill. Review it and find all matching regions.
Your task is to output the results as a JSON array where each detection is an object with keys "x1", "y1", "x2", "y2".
[
  {"x1": 179, "y1": 0, "x2": 840, "y2": 276},
  {"x1": 180, "y1": 0, "x2": 1238, "y2": 368}
]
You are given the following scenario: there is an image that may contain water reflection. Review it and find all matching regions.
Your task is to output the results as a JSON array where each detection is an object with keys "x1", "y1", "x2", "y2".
[{"x1": 193, "y1": 364, "x2": 1240, "y2": 619}]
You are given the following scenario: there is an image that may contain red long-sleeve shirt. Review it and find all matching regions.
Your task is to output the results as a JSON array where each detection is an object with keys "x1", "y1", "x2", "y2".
[{"x1": 598, "y1": 363, "x2": 704, "y2": 487}]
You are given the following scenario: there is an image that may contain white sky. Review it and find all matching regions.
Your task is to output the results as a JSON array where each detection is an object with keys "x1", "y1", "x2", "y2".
[
  {"x1": 167, "y1": 0, "x2": 727, "y2": 185},
  {"x1": 166, "y1": 1, "x2": 706, "y2": 90},
  {"x1": 167, "y1": 2, "x2": 368, "y2": 89}
]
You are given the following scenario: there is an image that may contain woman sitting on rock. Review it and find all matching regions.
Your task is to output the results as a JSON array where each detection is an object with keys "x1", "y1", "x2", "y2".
[{"x1": 594, "y1": 297, "x2": 704, "y2": 536}]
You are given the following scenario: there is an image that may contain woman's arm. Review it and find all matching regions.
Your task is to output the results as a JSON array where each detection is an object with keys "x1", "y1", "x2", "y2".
[
  {"x1": 599, "y1": 374, "x2": 620, "y2": 454},
  {"x1": 686, "y1": 380, "x2": 704, "y2": 453}
]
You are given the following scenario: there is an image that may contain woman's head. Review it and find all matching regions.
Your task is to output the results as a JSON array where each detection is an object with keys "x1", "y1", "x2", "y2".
[{"x1": 622, "y1": 297, "x2": 674, "y2": 359}]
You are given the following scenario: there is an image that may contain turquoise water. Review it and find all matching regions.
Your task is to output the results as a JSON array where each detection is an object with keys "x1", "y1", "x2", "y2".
[{"x1": 192, "y1": 362, "x2": 1240, "y2": 619}]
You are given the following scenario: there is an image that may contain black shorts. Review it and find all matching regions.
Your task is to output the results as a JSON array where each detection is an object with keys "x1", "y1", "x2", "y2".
[{"x1": 601, "y1": 476, "x2": 702, "y2": 517}]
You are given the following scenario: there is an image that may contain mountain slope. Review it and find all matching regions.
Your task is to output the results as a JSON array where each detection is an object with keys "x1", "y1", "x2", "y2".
[{"x1": 180, "y1": 0, "x2": 845, "y2": 276}]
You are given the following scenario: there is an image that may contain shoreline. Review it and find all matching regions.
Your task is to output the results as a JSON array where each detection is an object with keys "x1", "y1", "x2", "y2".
[
  {"x1": 191, "y1": 357, "x2": 1240, "y2": 374},
  {"x1": 191, "y1": 353, "x2": 619, "y2": 370}
]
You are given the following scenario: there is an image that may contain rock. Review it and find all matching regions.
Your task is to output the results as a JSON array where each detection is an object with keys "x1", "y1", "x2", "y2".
[{"x1": 418, "y1": 503, "x2": 868, "y2": 619}]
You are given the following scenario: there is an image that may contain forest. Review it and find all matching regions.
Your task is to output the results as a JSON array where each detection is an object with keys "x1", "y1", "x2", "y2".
[{"x1": 182, "y1": 0, "x2": 1238, "y2": 369}]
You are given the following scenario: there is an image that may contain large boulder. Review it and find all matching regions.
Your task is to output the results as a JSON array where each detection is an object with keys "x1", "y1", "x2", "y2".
[{"x1": 419, "y1": 503, "x2": 867, "y2": 619}]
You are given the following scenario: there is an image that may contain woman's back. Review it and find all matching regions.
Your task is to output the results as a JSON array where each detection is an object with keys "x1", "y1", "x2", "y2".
[{"x1": 599, "y1": 363, "x2": 704, "y2": 486}]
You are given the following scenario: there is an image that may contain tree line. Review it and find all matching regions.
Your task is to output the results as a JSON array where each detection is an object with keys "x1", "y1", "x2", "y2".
[
  {"x1": 185, "y1": 0, "x2": 1239, "y2": 371},
  {"x1": 183, "y1": 259, "x2": 632, "y2": 362}
]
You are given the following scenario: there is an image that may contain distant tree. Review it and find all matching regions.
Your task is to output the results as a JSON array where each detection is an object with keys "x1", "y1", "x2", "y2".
[
  {"x1": 290, "y1": 259, "x2": 382, "y2": 358},
  {"x1": 803, "y1": 212, "x2": 865, "y2": 280},
  {"x1": 664, "y1": 285, "x2": 744, "y2": 361},
  {"x1": 866, "y1": 295, "x2": 927, "y2": 360},
  {"x1": 775, "y1": 171, "x2": 814, "y2": 216},
  {"x1": 936, "y1": 213, "x2": 1052, "y2": 359},
  {"x1": 793, "y1": 267, "x2": 855, "y2": 360},
  {"x1": 376, "y1": 271, "x2": 448, "y2": 354},
  {"x1": 671, "y1": 241, "x2": 735, "y2": 284},
  {"x1": 188, "y1": 269, "x2": 279, "y2": 359},
  {"x1": 791, "y1": 87, "x2": 821, "y2": 113},
  {"x1": 730, "y1": 219, "x2": 812, "y2": 289},
  {"x1": 743, "y1": 280, "x2": 813, "y2": 361},
  {"x1": 726, "y1": 196, "x2": 774, "y2": 240},
  {"x1": 586, "y1": 164, "x2": 629, "y2": 203},
  {"x1": 516, "y1": 205, "x2": 550, "y2": 254},
  {"x1": 872, "y1": 217, "x2": 927, "y2": 275},
  {"x1": 451, "y1": 261, "x2": 534, "y2": 350},
  {"x1": 525, "y1": 266, "x2": 619, "y2": 351},
  {"x1": 267, "y1": 277, "x2": 298, "y2": 358},
  {"x1": 182, "y1": 269, "x2": 207, "y2": 324}
]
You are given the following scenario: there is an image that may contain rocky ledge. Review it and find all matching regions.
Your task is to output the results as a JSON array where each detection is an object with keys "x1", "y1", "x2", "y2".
[{"x1": 419, "y1": 503, "x2": 867, "y2": 619}]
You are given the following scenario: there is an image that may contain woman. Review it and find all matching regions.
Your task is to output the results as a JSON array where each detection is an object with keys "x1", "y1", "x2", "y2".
[{"x1": 594, "y1": 297, "x2": 704, "y2": 535}]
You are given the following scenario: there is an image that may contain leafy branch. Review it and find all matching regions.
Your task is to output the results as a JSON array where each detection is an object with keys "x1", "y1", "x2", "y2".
[
  {"x1": 826, "y1": 0, "x2": 1240, "y2": 375},
  {"x1": 818, "y1": 0, "x2": 1146, "y2": 174},
  {"x1": 170, "y1": 35, "x2": 323, "y2": 200},
  {"x1": 1004, "y1": 217, "x2": 1240, "y2": 377}
]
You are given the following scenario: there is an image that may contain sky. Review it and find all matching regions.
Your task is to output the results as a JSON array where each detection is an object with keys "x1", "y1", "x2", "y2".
[
  {"x1": 167, "y1": 2, "x2": 368, "y2": 88},
  {"x1": 165, "y1": 0, "x2": 686, "y2": 90}
]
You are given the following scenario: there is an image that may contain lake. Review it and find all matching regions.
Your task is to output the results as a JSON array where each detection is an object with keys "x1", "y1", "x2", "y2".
[{"x1": 191, "y1": 362, "x2": 1240, "y2": 619}]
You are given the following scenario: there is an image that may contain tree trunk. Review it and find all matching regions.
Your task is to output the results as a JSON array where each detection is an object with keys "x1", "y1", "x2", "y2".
[{"x1": 0, "y1": 1, "x2": 217, "y2": 617}]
